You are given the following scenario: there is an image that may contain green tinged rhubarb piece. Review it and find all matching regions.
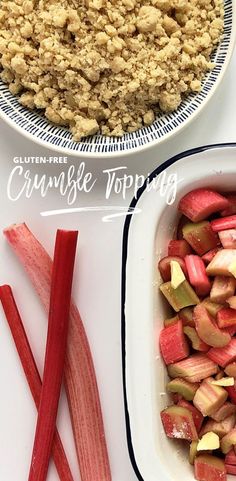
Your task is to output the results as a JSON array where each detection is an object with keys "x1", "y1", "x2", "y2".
[
  {"x1": 183, "y1": 221, "x2": 219, "y2": 256},
  {"x1": 167, "y1": 377, "x2": 199, "y2": 401},
  {"x1": 170, "y1": 260, "x2": 186, "y2": 289},
  {"x1": 189, "y1": 441, "x2": 198, "y2": 465},
  {"x1": 206, "y1": 250, "x2": 236, "y2": 276},
  {"x1": 221, "y1": 428, "x2": 236, "y2": 454},
  {"x1": 179, "y1": 307, "x2": 195, "y2": 327},
  {"x1": 168, "y1": 354, "x2": 218, "y2": 383},
  {"x1": 164, "y1": 315, "x2": 179, "y2": 327},
  {"x1": 184, "y1": 326, "x2": 209, "y2": 352},
  {"x1": 193, "y1": 377, "x2": 228, "y2": 416},
  {"x1": 202, "y1": 298, "x2": 223, "y2": 318},
  {"x1": 160, "y1": 280, "x2": 200, "y2": 312},
  {"x1": 197, "y1": 432, "x2": 220, "y2": 451},
  {"x1": 194, "y1": 305, "x2": 231, "y2": 348}
]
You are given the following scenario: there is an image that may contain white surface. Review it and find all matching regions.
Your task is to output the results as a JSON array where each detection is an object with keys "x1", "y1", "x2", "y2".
[
  {"x1": 124, "y1": 147, "x2": 236, "y2": 481},
  {"x1": 0, "y1": 46, "x2": 235, "y2": 481}
]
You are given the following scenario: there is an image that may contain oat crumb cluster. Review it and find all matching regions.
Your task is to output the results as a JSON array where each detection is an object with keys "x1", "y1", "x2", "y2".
[{"x1": 0, "y1": 0, "x2": 224, "y2": 140}]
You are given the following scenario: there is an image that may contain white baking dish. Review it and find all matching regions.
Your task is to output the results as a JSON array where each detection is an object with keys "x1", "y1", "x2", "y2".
[{"x1": 122, "y1": 143, "x2": 236, "y2": 481}]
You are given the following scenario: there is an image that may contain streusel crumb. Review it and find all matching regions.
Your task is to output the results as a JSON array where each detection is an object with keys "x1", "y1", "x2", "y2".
[{"x1": 0, "y1": 0, "x2": 224, "y2": 140}]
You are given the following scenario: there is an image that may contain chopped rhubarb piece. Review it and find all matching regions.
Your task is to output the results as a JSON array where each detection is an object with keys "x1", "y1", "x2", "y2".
[
  {"x1": 194, "y1": 454, "x2": 226, "y2": 481},
  {"x1": 225, "y1": 448, "x2": 236, "y2": 465},
  {"x1": 158, "y1": 256, "x2": 187, "y2": 282},
  {"x1": 225, "y1": 384, "x2": 236, "y2": 404},
  {"x1": 221, "y1": 194, "x2": 236, "y2": 216},
  {"x1": 28, "y1": 230, "x2": 78, "y2": 481},
  {"x1": 179, "y1": 307, "x2": 195, "y2": 327},
  {"x1": 207, "y1": 339, "x2": 236, "y2": 367},
  {"x1": 211, "y1": 215, "x2": 236, "y2": 232},
  {"x1": 178, "y1": 189, "x2": 229, "y2": 223},
  {"x1": 167, "y1": 377, "x2": 199, "y2": 401},
  {"x1": 170, "y1": 261, "x2": 186, "y2": 289},
  {"x1": 168, "y1": 240, "x2": 193, "y2": 258},
  {"x1": 197, "y1": 432, "x2": 220, "y2": 451},
  {"x1": 221, "y1": 428, "x2": 236, "y2": 454},
  {"x1": 194, "y1": 305, "x2": 231, "y2": 348},
  {"x1": 4, "y1": 223, "x2": 111, "y2": 481},
  {"x1": 193, "y1": 377, "x2": 227, "y2": 416},
  {"x1": 200, "y1": 415, "x2": 235, "y2": 439},
  {"x1": 227, "y1": 297, "x2": 236, "y2": 310},
  {"x1": 202, "y1": 248, "x2": 222, "y2": 265},
  {"x1": 226, "y1": 464, "x2": 236, "y2": 475},
  {"x1": 178, "y1": 399, "x2": 204, "y2": 432},
  {"x1": 217, "y1": 308, "x2": 236, "y2": 328},
  {"x1": 202, "y1": 298, "x2": 222, "y2": 318},
  {"x1": 183, "y1": 222, "x2": 219, "y2": 256},
  {"x1": 210, "y1": 277, "x2": 235, "y2": 304},
  {"x1": 160, "y1": 280, "x2": 200, "y2": 312},
  {"x1": 189, "y1": 441, "x2": 198, "y2": 465},
  {"x1": 164, "y1": 314, "x2": 179, "y2": 327},
  {"x1": 185, "y1": 255, "x2": 211, "y2": 296},
  {"x1": 211, "y1": 402, "x2": 236, "y2": 422},
  {"x1": 219, "y1": 229, "x2": 236, "y2": 249},
  {"x1": 211, "y1": 378, "x2": 234, "y2": 387},
  {"x1": 0, "y1": 285, "x2": 74, "y2": 481},
  {"x1": 225, "y1": 363, "x2": 236, "y2": 378},
  {"x1": 159, "y1": 320, "x2": 189, "y2": 365},
  {"x1": 168, "y1": 354, "x2": 218, "y2": 383},
  {"x1": 206, "y1": 250, "x2": 236, "y2": 276},
  {"x1": 184, "y1": 326, "x2": 209, "y2": 352},
  {"x1": 160, "y1": 405, "x2": 198, "y2": 441}
]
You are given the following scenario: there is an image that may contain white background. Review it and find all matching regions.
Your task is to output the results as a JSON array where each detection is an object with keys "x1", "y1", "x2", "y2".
[{"x1": 0, "y1": 47, "x2": 235, "y2": 481}]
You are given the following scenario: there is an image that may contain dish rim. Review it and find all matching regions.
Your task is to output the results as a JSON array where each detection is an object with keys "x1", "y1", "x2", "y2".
[
  {"x1": 121, "y1": 142, "x2": 236, "y2": 481},
  {"x1": 0, "y1": 4, "x2": 235, "y2": 158}
]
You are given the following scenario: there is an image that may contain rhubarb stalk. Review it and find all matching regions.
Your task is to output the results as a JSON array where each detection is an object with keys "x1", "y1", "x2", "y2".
[
  {"x1": 4, "y1": 223, "x2": 112, "y2": 481},
  {"x1": 0, "y1": 284, "x2": 74, "y2": 481},
  {"x1": 28, "y1": 229, "x2": 78, "y2": 481}
]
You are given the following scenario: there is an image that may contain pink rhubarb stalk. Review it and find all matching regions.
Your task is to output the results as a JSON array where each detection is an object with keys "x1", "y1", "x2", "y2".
[
  {"x1": 4, "y1": 223, "x2": 111, "y2": 481},
  {"x1": 0, "y1": 285, "x2": 74, "y2": 481},
  {"x1": 28, "y1": 229, "x2": 78, "y2": 481}
]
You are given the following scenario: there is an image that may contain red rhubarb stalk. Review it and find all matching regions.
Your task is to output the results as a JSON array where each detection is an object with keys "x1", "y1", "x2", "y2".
[
  {"x1": 0, "y1": 285, "x2": 74, "y2": 481},
  {"x1": 4, "y1": 223, "x2": 111, "y2": 481},
  {"x1": 28, "y1": 229, "x2": 78, "y2": 481}
]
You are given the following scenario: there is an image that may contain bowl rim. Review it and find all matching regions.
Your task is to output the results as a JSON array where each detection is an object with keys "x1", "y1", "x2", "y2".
[
  {"x1": 0, "y1": 6, "x2": 235, "y2": 159},
  {"x1": 121, "y1": 142, "x2": 236, "y2": 481}
]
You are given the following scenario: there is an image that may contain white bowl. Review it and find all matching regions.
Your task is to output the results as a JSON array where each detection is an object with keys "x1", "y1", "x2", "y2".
[
  {"x1": 122, "y1": 143, "x2": 236, "y2": 481},
  {"x1": 0, "y1": 2, "x2": 235, "y2": 158}
]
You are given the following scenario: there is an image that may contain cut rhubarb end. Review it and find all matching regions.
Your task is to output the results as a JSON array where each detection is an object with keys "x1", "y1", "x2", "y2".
[
  {"x1": 211, "y1": 402, "x2": 236, "y2": 422},
  {"x1": 183, "y1": 222, "x2": 219, "y2": 256},
  {"x1": 200, "y1": 414, "x2": 235, "y2": 439},
  {"x1": 226, "y1": 464, "x2": 236, "y2": 475},
  {"x1": 193, "y1": 377, "x2": 228, "y2": 417},
  {"x1": 221, "y1": 428, "x2": 236, "y2": 454},
  {"x1": 185, "y1": 255, "x2": 211, "y2": 297},
  {"x1": 202, "y1": 298, "x2": 223, "y2": 318},
  {"x1": 207, "y1": 339, "x2": 236, "y2": 368},
  {"x1": 0, "y1": 285, "x2": 74, "y2": 481},
  {"x1": 164, "y1": 314, "x2": 179, "y2": 327},
  {"x1": 168, "y1": 354, "x2": 218, "y2": 383},
  {"x1": 160, "y1": 405, "x2": 198, "y2": 441},
  {"x1": 225, "y1": 448, "x2": 236, "y2": 465},
  {"x1": 168, "y1": 240, "x2": 193, "y2": 258},
  {"x1": 206, "y1": 249, "x2": 236, "y2": 277},
  {"x1": 177, "y1": 400, "x2": 204, "y2": 432},
  {"x1": 159, "y1": 320, "x2": 189, "y2": 365},
  {"x1": 219, "y1": 229, "x2": 236, "y2": 249},
  {"x1": 178, "y1": 189, "x2": 229, "y2": 223},
  {"x1": 179, "y1": 307, "x2": 195, "y2": 327},
  {"x1": 158, "y1": 256, "x2": 187, "y2": 282},
  {"x1": 217, "y1": 308, "x2": 236, "y2": 329},
  {"x1": 189, "y1": 441, "x2": 198, "y2": 465},
  {"x1": 202, "y1": 249, "x2": 222, "y2": 266},
  {"x1": 4, "y1": 223, "x2": 112, "y2": 481},
  {"x1": 210, "y1": 277, "x2": 235, "y2": 305},
  {"x1": 197, "y1": 432, "x2": 220, "y2": 451},
  {"x1": 221, "y1": 194, "x2": 236, "y2": 217},
  {"x1": 211, "y1": 215, "x2": 236, "y2": 232},
  {"x1": 160, "y1": 280, "x2": 200, "y2": 312},
  {"x1": 225, "y1": 363, "x2": 236, "y2": 378},
  {"x1": 227, "y1": 297, "x2": 236, "y2": 310},
  {"x1": 194, "y1": 454, "x2": 226, "y2": 481},
  {"x1": 170, "y1": 261, "x2": 186, "y2": 289},
  {"x1": 184, "y1": 326, "x2": 209, "y2": 352},
  {"x1": 167, "y1": 377, "x2": 199, "y2": 401},
  {"x1": 194, "y1": 305, "x2": 231, "y2": 348}
]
